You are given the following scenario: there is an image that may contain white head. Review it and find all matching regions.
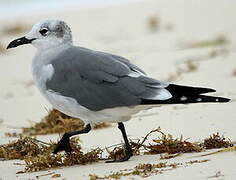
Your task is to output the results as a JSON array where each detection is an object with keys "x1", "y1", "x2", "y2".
[{"x1": 7, "y1": 19, "x2": 73, "y2": 50}]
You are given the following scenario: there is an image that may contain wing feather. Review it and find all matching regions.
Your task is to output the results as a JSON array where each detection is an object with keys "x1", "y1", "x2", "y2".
[{"x1": 46, "y1": 46, "x2": 170, "y2": 111}]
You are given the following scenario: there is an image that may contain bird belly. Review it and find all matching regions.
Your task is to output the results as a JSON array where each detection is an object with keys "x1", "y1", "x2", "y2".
[{"x1": 43, "y1": 90, "x2": 151, "y2": 125}]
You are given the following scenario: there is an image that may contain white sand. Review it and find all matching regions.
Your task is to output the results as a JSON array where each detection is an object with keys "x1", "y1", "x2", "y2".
[{"x1": 0, "y1": 0, "x2": 236, "y2": 179}]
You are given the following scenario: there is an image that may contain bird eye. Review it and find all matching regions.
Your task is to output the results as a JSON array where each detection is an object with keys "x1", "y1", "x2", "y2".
[{"x1": 39, "y1": 28, "x2": 49, "y2": 36}]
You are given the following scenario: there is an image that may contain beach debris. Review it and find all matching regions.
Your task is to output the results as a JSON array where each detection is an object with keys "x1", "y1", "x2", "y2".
[
  {"x1": 0, "y1": 136, "x2": 51, "y2": 160},
  {"x1": 0, "y1": 136, "x2": 102, "y2": 172},
  {"x1": 160, "y1": 153, "x2": 182, "y2": 159},
  {"x1": 167, "y1": 47, "x2": 229, "y2": 82},
  {"x1": 21, "y1": 109, "x2": 85, "y2": 136},
  {"x1": 199, "y1": 146, "x2": 236, "y2": 157},
  {"x1": 24, "y1": 143, "x2": 102, "y2": 172},
  {"x1": 144, "y1": 131, "x2": 232, "y2": 156},
  {"x1": 89, "y1": 162, "x2": 180, "y2": 179},
  {"x1": 4, "y1": 132, "x2": 18, "y2": 137},
  {"x1": 36, "y1": 172, "x2": 55, "y2": 179},
  {"x1": 93, "y1": 122, "x2": 111, "y2": 130},
  {"x1": 6, "y1": 109, "x2": 111, "y2": 137},
  {"x1": 105, "y1": 128, "x2": 164, "y2": 160},
  {"x1": 202, "y1": 132, "x2": 233, "y2": 149},
  {"x1": 167, "y1": 60, "x2": 199, "y2": 82},
  {"x1": 186, "y1": 159, "x2": 210, "y2": 165},
  {"x1": 145, "y1": 133, "x2": 203, "y2": 155},
  {"x1": 147, "y1": 16, "x2": 160, "y2": 33},
  {"x1": 185, "y1": 61, "x2": 198, "y2": 72},
  {"x1": 51, "y1": 173, "x2": 61, "y2": 178},
  {"x1": 207, "y1": 171, "x2": 224, "y2": 179},
  {"x1": 0, "y1": 128, "x2": 234, "y2": 173},
  {"x1": 105, "y1": 129, "x2": 233, "y2": 161},
  {"x1": 89, "y1": 159, "x2": 210, "y2": 179},
  {"x1": 181, "y1": 35, "x2": 228, "y2": 49},
  {"x1": 146, "y1": 15, "x2": 174, "y2": 33},
  {"x1": 232, "y1": 69, "x2": 236, "y2": 76},
  {"x1": 2, "y1": 24, "x2": 29, "y2": 35},
  {"x1": 0, "y1": 42, "x2": 6, "y2": 53}
]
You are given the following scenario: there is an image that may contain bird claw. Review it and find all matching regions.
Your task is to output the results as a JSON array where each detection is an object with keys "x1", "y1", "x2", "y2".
[
  {"x1": 53, "y1": 135, "x2": 72, "y2": 154},
  {"x1": 105, "y1": 148, "x2": 133, "y2": 163}
]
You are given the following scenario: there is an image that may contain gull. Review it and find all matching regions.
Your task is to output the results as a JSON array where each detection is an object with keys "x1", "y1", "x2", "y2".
[{"x1": 7, "y1": 20, "x2": 230, "y2": 162}]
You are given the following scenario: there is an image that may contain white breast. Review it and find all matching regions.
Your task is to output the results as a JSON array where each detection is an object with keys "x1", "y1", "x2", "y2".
[{"x1": 32, "y1": 64, "x2": 54, "y2": 93}]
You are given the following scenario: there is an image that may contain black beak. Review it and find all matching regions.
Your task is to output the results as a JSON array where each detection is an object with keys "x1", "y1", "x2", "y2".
[{"x1": 7, "y1": 36, "x2": 35, "y2": 49}]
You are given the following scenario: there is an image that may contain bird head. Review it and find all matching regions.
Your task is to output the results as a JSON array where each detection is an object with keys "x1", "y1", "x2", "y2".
[{"x1": 7, "y1": 19, "x2": 72, "y2": 50}]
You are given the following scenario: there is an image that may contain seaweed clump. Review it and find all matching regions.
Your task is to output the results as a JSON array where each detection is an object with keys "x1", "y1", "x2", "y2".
[
  {"x1": 0, "y1": 136, "x2": 102, "y2": 172},
  {"x1": 105, "y1": 129, "x2": 233, "y2": 161},
  {"x1": 143, "y1": 130, "x2": 233, "y2": 155},
  {"x1": 25, "y1": 145, "x2": 102, "y2": 172},
  {"x1": 146, "y1": 133, "x2": 203, "y2": 154},
  {"x1": 22, "y1": 109, "x2": 84, "y2": 135},
  {"x1": 202, "y1": 132, "x2": 233, "y2": 149},
  {"x1": 19, "y1": 109, "x2": 110, "y2": 136},
  {"x1": 0, "y1": 137, "x2": 48, "y2": 160}
]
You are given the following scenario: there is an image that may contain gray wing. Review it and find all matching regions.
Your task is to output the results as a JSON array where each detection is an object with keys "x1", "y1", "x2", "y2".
[{"x1": 46, "y1": 46, "x2": 170, "y2": 111}]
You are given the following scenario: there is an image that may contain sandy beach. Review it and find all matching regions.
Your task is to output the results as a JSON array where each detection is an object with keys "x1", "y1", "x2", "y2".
[{"x1": 0, "y1": 0, "x2": 236, "y2": 179}]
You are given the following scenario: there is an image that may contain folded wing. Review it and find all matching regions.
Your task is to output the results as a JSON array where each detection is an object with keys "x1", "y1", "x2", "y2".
[{"x1": 46, "y1": 46, "x2": 171, "y2": 111}]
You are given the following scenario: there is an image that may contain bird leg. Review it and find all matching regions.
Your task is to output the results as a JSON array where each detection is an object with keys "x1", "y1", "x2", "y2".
[
  {"x1": 53, "y1": 124, "x2": 91, "y2": 154},
  {"x1": 106, "y1": 122, "x2": 133, "y2": 163}
]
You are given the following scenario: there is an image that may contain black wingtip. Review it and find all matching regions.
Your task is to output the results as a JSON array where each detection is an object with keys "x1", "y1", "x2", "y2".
[
  {"x1": 217, "y1": 97, "x2": 231, "y2": 103},
  {"x1": 207, "y1": 88, "x2": 217, "y2": 93},
  {"x1": 141, "y1": 95, "x2": 231, "y2": 105},
  {"x1": 167, "y1": 84, "x2": 216, "y2": 95}
]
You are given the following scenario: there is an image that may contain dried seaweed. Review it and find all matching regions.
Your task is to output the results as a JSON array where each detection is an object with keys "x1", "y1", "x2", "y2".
[
  {"x1": 182, "y1": 36, "x2": 228, "y2": 49},
  {"x1": 0, "y1": 128, "x2": 234, "y2": 173},
  {"x1": 0, "y1": 137, "x2": 54, "y2": 160},
  {"x1": 146, "y1": 15, "x2": 174, "y2": 33},
  {"x1": 147, "y1": 16, "x2": 160, "y2": 33},
  {"x1": 25, "y1": 147, "x2": 102, "y2": 172},
  {"x1": 51, "y1": 174, "x2": 61, "y2": 178},
  {"x1": 232, "y1": 69, "x2": 236, "y2": 76},
  {"x1": 145, "y1": 131, "x2": 232, "y2": 155},
  {"x1": 6, "y1": 109, "x2": 111, "y2": 137},
  {"x1": 105, "y1": 128, "x2": 162, "y2": 160},
  {"x1": 89, "y1": 162, "x2": 178, "y2": 179},
  {"x1": 0, "y1": 42, "x2": 6, "y2": 53},
  {"x1": 22, "y1": 109, "x2": 85, "y2": 136},
  {"x1": 0, "y1": 136, "x2": 101, "y2": 172},
  {"x1": 89, "y1": 160, "x2": 209, "y2": 179},
  {"x1": 105, "y1": 129, "x2": 233, "y2": 161},
  {"x1": 24, "y1": 138, "x2": 102, "y2": 172},
  {"x1": 106, "y1": 146, "x2": 125, "y2": 161},
  {"x1": 2, "y1": 24, "x2": 29, "y2": 35},
  {"x1": 202, "y1": 132, "x2": 233, "y2": 149},
  {"x1": 93, "y1": 122, "x2": 111, "y2": 130},
  {"x1": 146, "y1": 133, "x2": 203, "y2": 154}
]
